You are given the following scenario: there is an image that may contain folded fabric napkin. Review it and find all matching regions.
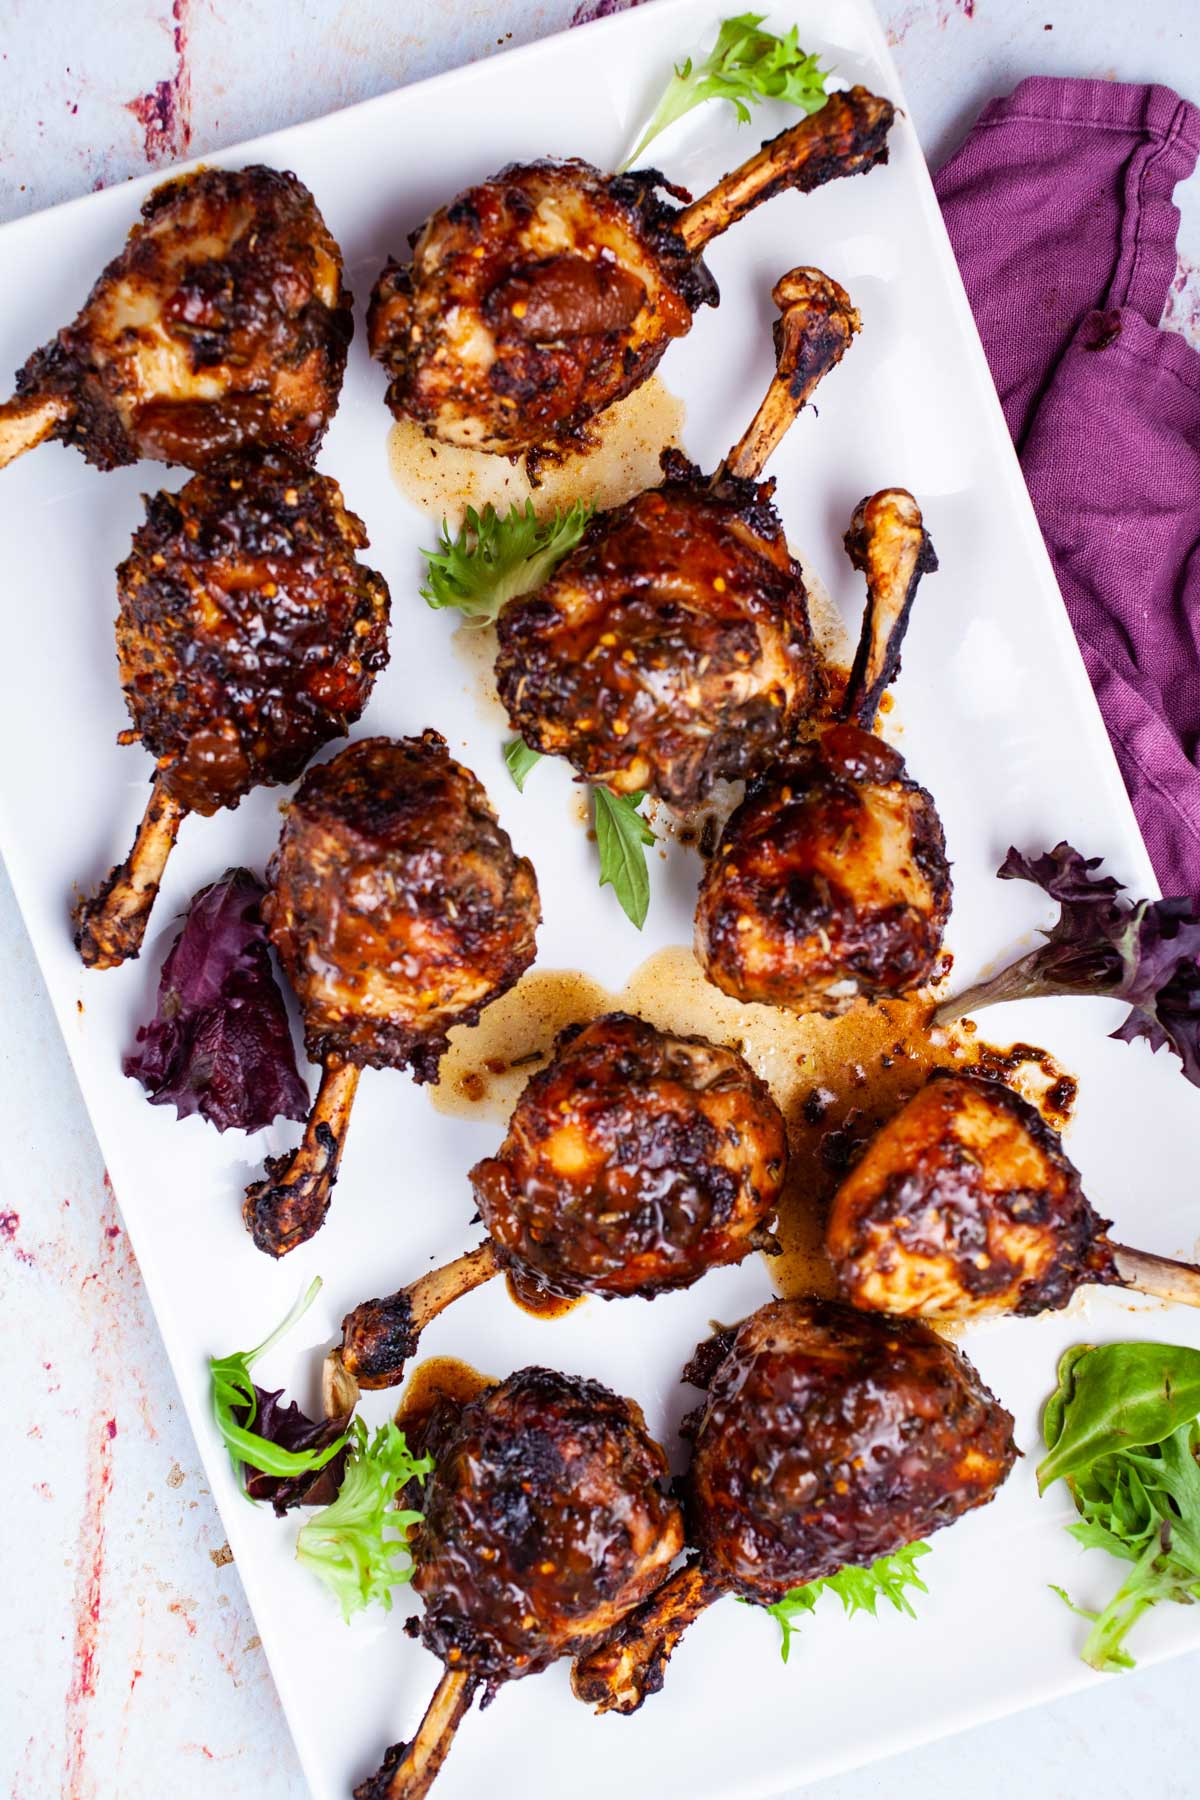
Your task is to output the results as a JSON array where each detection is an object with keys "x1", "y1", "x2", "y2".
[{"x1": 935, "y1": 77, "x2": 1200, "y2": 895}]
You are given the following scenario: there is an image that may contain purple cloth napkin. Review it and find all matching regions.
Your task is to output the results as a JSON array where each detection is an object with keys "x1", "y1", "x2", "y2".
[{"x1": 934, "y1": 77, "x2": 1200, "y2": 894}]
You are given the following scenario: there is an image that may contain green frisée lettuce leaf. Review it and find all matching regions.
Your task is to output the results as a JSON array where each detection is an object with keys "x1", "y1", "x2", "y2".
[
  {"x1": 209, "y1": 1278, "x2": 349, "y2": 1497},
  {"x1": 296, "y1": 1418, "x2": 434, "y2": 1621},
  {"x1": 750, "y1": 1542, "x2": 931, "y2": 1663},
  {"x1": 419, "y1": 499, "x2": 593, "y2": 623},
  {"x1": 1040, "y1": 1341, "x2": 1200, "y2": 1670},
  {"x1": 625, "y1": 13, "x2": 830, "y2": 169}
]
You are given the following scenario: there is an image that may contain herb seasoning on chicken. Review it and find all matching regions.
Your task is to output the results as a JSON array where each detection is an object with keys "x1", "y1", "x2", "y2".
[
  {"x1": 244, "y1": 732, "x2": 540, "y2": 1257},
  {"x1": 495, "y1": 268, "x2": 858, "y2": 806},
  {"x1": 334, "y1": 1011, "x2": 788, "y2": 1390},
  {"x1": 827, "y1": 1069, "x2": 1200, "y2": 1319},
  {"x1": 572, "y1": 1296, "x2": 1017, "y2": 1713},
  {"x1": 0, "y1": 165, "x2": 353, "y2": 472},
  {"x1": 74, "y1": 448, "x2": 390, "y2": 969},
  {"x1": 355, "y1": 1367, "x2": 683, "y2": 1799},
  {"x1": 696, "y1": 488, "x2": 949, "y2": 1012},
  {"x1": 369, "y1": 88, "x2": 893, "y2": 462}
]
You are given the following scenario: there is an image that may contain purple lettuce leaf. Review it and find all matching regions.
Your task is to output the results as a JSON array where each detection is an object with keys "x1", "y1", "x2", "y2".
[
  {"x1": 935, "y1": 842, "x2": 1200, "y2": 1089},
  {"x1": 1110, "y1": 898, "x2": 1200, "y2": 1086},
  {"x1": 236, "y1": 1385, "x2": 351, "y2": 1515},
  {"x1": 124, "y1": 867, "x2": 310, "y2": 1133}
]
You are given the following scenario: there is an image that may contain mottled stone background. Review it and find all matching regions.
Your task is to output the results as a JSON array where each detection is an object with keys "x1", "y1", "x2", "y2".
[{"x1": 2, "y1": 3, "x2": 1197, "y2": 1796}]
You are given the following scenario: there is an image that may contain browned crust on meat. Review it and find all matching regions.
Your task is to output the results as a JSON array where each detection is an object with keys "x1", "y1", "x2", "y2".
[
  {"x1": 695, "y1": 724, "x2": 951, "y2": 1013},
  {"x1": 263, "y1": 732, "x2": 540, "y2": 1077},
  {"x1": 470, "y1": 1011, "x2": 787, "y2": 1299},
  {"x1": 116, "y1": 447, "x2": 389, "y2": 815},
  {"x1": 16, "y1": 165, "x2": 352, "y2": 469},
  {"x1": 495, "y1": 450, "x2": 821, "y2": 805}
]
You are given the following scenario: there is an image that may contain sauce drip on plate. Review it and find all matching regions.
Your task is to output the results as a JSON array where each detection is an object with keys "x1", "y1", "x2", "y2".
[
  {"x1": 394, "y1": 1355, "x2": 493, "y2": 1434},
  {"x1": 431, "y1": 946, "x2": 1077, "y2": 1307},
  {"x1": 388, "y1": 375, "x2": 686, "y2": 525}
]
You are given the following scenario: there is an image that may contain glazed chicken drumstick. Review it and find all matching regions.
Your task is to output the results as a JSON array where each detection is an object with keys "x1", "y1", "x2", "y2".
[
  {"x1": 355, "y1": 1366, "x2": 684, "y2": 1800},
  {"x1": 826, "y1": 1069, "x2": 1200, "y2": 1319},
  {"x1": 333, "y1": 1011, "x2": 787, "y2": 1392},
  {"x1": 0, "y1": 165, "x2": 352, "y2": 472},
  {"x1": 243, "y1": 732, "x2": 540, "y2": 1258},
  {"x1": 696, "y1": 487, "x2": 948, "y2": 1012},
  {"x1": 369, "y1": 87, "x2": 892, "y2": 461},
  {"x1": 494, "y1": 267, "x2": 859, "y2": 807},
  {"x1": 74, "y1": 448, "x2": 390, "y2": 969},
  {"x1": 572, "y1": 1296, "x2": 1017, "y2": 1714}
]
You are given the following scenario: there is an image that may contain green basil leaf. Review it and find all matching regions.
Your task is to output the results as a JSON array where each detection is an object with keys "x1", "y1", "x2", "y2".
[
  {"x1": 594, "y1": 786, "x2": 656, "y2": 929},
  {"x1": 1037, "y1": 1342, "x2": 1200, "y2": 1493},
  {"x1": 504, "y1": 736, "x2": 545, "y2": 792}
]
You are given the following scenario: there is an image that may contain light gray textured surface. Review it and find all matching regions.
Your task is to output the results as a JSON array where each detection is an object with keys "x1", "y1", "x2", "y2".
[{"x1": 2, "y1": 3, "x2": 1197, "y2": 1796}]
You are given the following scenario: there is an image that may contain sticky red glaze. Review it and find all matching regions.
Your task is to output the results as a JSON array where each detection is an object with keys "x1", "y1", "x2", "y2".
[
  {"x1": 682, "y1": 1296, "x2": 1017, "y2": 1600},
  {"x1": 470, "y1": 1011, "x2": 787, "y2": 1298}
]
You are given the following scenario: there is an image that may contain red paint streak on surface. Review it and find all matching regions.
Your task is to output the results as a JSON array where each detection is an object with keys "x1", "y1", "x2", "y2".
[
  {"x1": 61, "y1": 1183, "x2": 138, "y2": 1800},
  {"x1": 168, "y1": 1598, "x2": 198, "y2": 1637},
  {"x1": 888, "y1": 0, "x2": 976, "y2": 39},
  {"x1": 126, "y1": 0, "x2": 192, "y2": 163},
  {"x1": 62, "y1": 1413, "x2": 115, "y2": 1800},
  {"x1": 1, "y1": 1208, "x2": 34, "y2": 1264},
  {"x1": 570, "y1": 0, "x2": 646, "y2": 24}
]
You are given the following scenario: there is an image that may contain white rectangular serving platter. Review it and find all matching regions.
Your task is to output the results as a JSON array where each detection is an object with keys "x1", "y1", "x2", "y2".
[{"x1": 3, "y1": 2, "x2": 1200, "y2": 1796}]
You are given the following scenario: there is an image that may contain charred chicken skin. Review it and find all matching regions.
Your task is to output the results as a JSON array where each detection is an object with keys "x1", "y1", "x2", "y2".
[
  {"x1": 494, "y1": 268, "x2": 859, "y2": 807},
  {"x1": 355, "y1": 1367, "x2": 684, "y2": 1800},
  {"x1": 243, "y1": 732, "x2": 540, "y2": 1258},
  {"x1": 0, "y1": 165, "x2": 352, "y2": 473},
  {"x1": 474, "y1": 1012, "x2": 786, "y2": 1295},
  {"x1": 74, "y1": 448, "x2": 390, "y2": 969},
  {"x1": 827, "y1": 1069, "x2": 1200, "y2": 1319},
  {"x1": 368, "y1": 88, "x2": 893, "y2": 460},
  {"x1": 335, "y1": 1012, "x2": 788, "y2": 1391},
  {"x1": 696, "y1": 488, "x2": 949, "y2": 1013},
  {"x1": 572, "y1": 1296, "x2": 1016, "y2": 1714}
]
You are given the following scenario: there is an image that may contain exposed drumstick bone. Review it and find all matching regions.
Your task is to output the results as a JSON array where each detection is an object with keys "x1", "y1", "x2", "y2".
[
  {"x1": 322, "y1": 1343, "x2": 362, "y2": 1419},
  {"x1": 722, "y1": 267, "x2": 860, "y2": 481},
  {"x1": 354, "y1": 1671, "x2": 479, "y2": 1800},
  {"x1": 339, "y1": 1241, "x2": 503, "y2": 1389},
  {"x1": 1111, "y1": 1244, "x2": 1200, "y2": 1309},
  {"x1": 571, "y1": 1558, "x2": 724, "y2": 1715},
  {"x1": 0, "y1": 393, "x2": 70, "y2": 469},
  {"x1": 242, "y1": 1058, "x2": 360, "y2": 1257},
  {"x1": 839, "y1": 488, "x2": 938, "y2": 728},
  {"x1": 73, "y1": 772, "x2": 188, "y2": 969},
  {"x1": 676, "y1": 87, "x2": 895, "y2": 255}
]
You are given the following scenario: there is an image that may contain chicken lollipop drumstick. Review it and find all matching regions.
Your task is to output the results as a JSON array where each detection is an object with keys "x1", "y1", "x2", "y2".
[
  {"x1": 335, "y1": 1011, "x2": 787, "y2": 1391},
  {"x1": 355, "y1": 1367, "x2": 684, "y2": 1800},
  {"x1": 0, "y1": 165, "x2": 352, "y2": 473},
  {"x1": 696, "y1": 488, "x2": 948, "y2": 1013},
  {"x1": 572, "y1": 1296, "x2": 1016, "y2": 1714},
  {"x1": 369, "y1": 87, "x2": 892, "y2": 460},
  {"x1": 243, "y1": 733, "x2": 540, "y2": 1258},
  {"x1": 495, "y1": 268, "x2": 857, "y2": 807},
  {"x1": 827, "y1": 1069, "x2": 1200, "y2": 1320},
  {"x1": 74, "y1": 448, "x2": 390, "y2": 969}
]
